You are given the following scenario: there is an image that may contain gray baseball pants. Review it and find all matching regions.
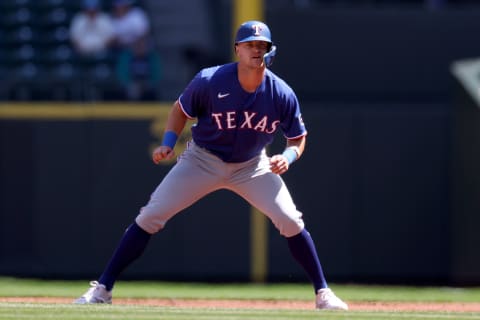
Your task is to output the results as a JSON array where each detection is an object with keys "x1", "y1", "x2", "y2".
[{"x1": 136, "y1": 141, "x2": 305, "y2": 237}]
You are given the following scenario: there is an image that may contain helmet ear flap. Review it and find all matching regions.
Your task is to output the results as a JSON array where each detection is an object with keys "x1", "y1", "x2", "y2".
[{"x1": 264, "y1": 45, "x2": 277, "y2": 67}]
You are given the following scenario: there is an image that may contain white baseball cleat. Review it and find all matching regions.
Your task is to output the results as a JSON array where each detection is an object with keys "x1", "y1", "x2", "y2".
[
  {"x1": 315, "y1": 288, "x2": 348, "y2": 310},
  {"x1": 74, "y1": 281, "x2": 112, "y2": 304}
]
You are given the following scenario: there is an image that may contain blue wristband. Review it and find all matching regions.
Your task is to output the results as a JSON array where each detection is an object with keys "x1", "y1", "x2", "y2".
[
  {"x1": 282, "y1": 148, "x2": 298, "y2": 165},
  {"x1": 161, "y1": 131, "x2": 178, "y2": 149}
]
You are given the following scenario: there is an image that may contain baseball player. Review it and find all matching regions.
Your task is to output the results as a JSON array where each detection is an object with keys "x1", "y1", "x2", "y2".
[{"x1": 74, "y1": 20, "x2": 348, "y2": 310}]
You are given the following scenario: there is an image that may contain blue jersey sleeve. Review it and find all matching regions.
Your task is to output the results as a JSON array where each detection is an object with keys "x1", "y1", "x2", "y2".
[
  {"x1": 280, "y1": 91, "x2": 307, "y2": 139},
  {"x1": 178, "y1": 71, "x2": 210, "y2": 119}
]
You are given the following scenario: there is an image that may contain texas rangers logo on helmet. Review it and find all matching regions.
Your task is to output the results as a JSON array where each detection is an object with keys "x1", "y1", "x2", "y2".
[{"x1": 252, "y1": 24, "x2": 263, "y2": 36}]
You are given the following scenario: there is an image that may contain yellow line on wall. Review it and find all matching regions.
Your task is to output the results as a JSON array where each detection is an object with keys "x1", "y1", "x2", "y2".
[
  {"x1": 233, "y1": 0, "x2": 264, "y2": 31},
  {"x1": 250, "y1": 207, "x2": 268, "y2": 283},
  {"x1": 0, "y1": 103, "x2": 172, "y2": 120}
]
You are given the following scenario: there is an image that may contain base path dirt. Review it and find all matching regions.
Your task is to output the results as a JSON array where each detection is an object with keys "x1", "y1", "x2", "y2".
[{"x1": 1, "y1": 297, "x2": 480, "y2": 312}]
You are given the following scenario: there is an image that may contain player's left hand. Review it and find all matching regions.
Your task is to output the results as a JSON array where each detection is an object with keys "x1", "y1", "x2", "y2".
[{"x1": 270, "y1": 154, "x2": 290, "y2": 175}]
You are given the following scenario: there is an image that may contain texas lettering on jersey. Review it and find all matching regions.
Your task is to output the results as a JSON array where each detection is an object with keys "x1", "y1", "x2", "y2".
[{"x1": 211, "y1": 111, "x2": 280, "y2": 133}]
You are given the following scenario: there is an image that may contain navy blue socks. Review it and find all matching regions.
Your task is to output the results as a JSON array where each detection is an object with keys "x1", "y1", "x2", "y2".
[
  {"x1": 99, "y1": 222, "x2": 151, "y2": 291},
  {"x1": 97, "y1": 224, "x2": 325, "y2": 293},
  {"x1": 287, "y1": 228, "x2": 327, "y2": 293}
]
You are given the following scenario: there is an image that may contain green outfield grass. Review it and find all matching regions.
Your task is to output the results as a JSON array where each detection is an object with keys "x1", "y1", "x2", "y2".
[
  {"x1": 1, "y1": 303, "x2": 479, "y2": 320},
  {"x1": 0, "y1": 277, "x2": 480, "y2": 320}
]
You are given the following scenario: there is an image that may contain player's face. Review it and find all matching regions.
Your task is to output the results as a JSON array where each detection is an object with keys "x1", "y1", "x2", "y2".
[{"x1": 236, "y1": 41, "x2": 270, "y2": 69}]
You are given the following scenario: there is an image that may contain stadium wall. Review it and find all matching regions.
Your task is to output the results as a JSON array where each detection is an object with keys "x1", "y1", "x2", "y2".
[{"x1": 0, "y1": 102, "x2": 453, "y2": 284}]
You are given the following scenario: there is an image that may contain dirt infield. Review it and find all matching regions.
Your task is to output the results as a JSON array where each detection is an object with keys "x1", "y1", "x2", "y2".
[{"x1": 1, "y1": 297, "x2": 480, "y2": 312}]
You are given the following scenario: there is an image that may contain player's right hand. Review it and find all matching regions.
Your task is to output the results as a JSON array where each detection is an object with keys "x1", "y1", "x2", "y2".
[
  {"x1": 152, "y1": 146, "x2": 175, "y2": 164},
  {"x1": 269, "y1": 154, "x2": 290, "y2": 175}
]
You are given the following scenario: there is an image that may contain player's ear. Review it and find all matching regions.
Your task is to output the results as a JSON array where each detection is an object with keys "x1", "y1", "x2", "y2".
[{"x1": 234, "y1": 44, "x2": 238, "y2": 56}]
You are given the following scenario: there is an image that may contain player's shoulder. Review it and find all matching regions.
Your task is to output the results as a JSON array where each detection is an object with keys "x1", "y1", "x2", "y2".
[
  {"x1": 185, "y1": 63, "x2": 235, "y2": 96},
  {"x1": 198, "y1": 62, "x2": 236, "y2": 81},
  {"x1": 265, "y1": 69, "x2": 296, "y2": 95}
]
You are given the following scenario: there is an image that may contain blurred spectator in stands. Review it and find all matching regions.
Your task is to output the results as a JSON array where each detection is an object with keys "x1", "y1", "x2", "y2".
[
  {"x1": 116, "y1": 37, "x2": 162, "y2": 101},
  {"x1": 69, "y1": 0, "x2": 114, "y2": 56},
  {"x1": 111, "y1": 0, "x2": 150, "y2": 51}
]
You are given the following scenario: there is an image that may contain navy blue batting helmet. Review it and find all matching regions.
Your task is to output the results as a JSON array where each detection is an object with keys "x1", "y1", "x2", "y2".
[{"x1": 235, "y1": 20, "x2": 272, "y2": 45}]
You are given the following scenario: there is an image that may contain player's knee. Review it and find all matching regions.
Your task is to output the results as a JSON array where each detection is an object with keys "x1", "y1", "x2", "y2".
[
  {"x1": 135, "y1": 215, "x2": 166, "y2": 234},
  {"x1": 134, "y1": 215, "x2": 161, "y2": 234},
  {"x1": 275, "y1": 216, "x2": 304, "y2": 238},
  {"x1": 135, "y1": 206, "x2": 169, "y2": 234}
]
